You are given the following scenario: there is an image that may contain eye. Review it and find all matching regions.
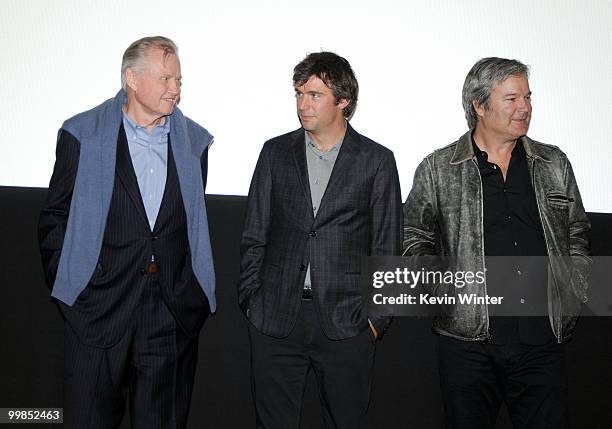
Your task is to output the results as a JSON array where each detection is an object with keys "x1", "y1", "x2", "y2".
[{"x1": 312, "y1": 93, "x2": 320, "y2": 100}]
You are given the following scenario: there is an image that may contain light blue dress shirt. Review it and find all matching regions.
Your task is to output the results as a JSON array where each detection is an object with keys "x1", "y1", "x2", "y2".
[{"x1": 122, "y1": 112, "x2": 170, "y2": 230}]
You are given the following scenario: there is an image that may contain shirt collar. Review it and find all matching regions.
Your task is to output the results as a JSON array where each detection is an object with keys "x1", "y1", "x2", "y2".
[
  {"x1": 471, "y1": 134, "x2": 525, "y2": 163},
  {"x1": 304, "y1": 122, "x2": 346, "y2": 154},
  {"x1": 122, "y1": 111, "x2": 171, "y2": 143}
]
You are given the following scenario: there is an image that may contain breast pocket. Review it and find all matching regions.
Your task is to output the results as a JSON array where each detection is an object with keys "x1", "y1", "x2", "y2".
[{"x1": 546, "y1": 191, "x2": 573, "y2": 208}]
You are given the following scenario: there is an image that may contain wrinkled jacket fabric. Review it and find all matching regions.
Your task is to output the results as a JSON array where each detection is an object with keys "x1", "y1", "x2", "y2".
[{"x1": 403, "y1": 131, "x2": 591, "y2": 342}]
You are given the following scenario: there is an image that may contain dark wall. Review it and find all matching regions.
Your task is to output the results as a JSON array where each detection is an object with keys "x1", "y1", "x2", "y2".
[{"x1": 1, "y1": 186, "x2": 611, "y2": 429}]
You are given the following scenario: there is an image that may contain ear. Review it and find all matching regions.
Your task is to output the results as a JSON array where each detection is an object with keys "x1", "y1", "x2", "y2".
[
  {"x1": 473, "y1": 99, "x2": 485, "y2": 118},
  {"x1": 337, "y1": 98, "x2": 350, "y2": 110},
  {"x1": 125, "y1": 67, "x2": 138, "y2": 91}
]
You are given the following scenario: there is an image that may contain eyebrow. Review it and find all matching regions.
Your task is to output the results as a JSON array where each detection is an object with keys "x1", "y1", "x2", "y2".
[
  {"x1": 504, "y1": 91, "x2": 532, "y2": 97},
  {"x1": 294, "y1": 89, "x2": 323, "y2": 95}
]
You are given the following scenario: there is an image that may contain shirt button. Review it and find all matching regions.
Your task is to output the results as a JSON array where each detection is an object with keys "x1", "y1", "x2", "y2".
[
  {"x1": 313, "y1": 206, "x2": 317, "y2": 211},
  {"x1": 514, "y1": 241, "x2": 518, "y2": 247},
  {"x1": 150, "y1": 168, "x2": 154, "y2": 174},
  {"x1": 319, "y1": 156, "x2": 323, "y2": 160}
]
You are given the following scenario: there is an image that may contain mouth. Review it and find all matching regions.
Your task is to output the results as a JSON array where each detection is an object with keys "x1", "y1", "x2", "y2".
[
  {"x1": 512, "y1": 118, "x2": 529, "y2": 126},
  {"x1": 163, "y1": 97, "x2": 177, "y2": 104}
]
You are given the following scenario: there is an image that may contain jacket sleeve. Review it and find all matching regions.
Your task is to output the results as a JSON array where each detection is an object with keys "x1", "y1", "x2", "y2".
[
  {"x1": 402, "y1": 157, "x2": 448, "y2": 297},
  {"x1": 38, "y1": 129, "x2": 80, "y2": 290},
  {"x1": 238, "y1": 143, "x2": 272, "y2": 314},
  {"x1": 367, "y1": 150, "x2": 402, "y2": 338},
  {"x1": 403, "y1": 157, "x2": 438, "y2": 256},
  {"x1": 563, "y1": 157, "x2": 591, "y2": 302}
]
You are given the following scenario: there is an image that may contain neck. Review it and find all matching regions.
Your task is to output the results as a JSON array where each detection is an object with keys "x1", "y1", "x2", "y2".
[
  {"x1": 123, "y1": 101, "x2": 165, "y2": 134},
  {"x1": 472, "y1": 126, "x2": 517, "y2": 160},
  {"x1": 307, "y1": 121, "x2": 346, "y2": 152}
]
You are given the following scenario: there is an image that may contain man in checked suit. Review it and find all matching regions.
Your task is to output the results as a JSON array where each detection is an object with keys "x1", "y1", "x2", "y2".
[
  {"x1": 239, "y1": 52, "x2": 402, "y2": 429},
  {"x1": 38, "y1": 36, "x2": 215, "y2": 428}
]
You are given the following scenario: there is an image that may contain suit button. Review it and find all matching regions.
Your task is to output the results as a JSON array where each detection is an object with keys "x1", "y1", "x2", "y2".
[
  {"x1": 140, "y1": 269, "x2": 147, "y2": 276},
  {"x1": 299, "y1": 264, "x2": 306, "y2": 271},
  {"x1": 152, "y1": 235, "x2": 159, "y2": 240},
  {"x1": 147, "y1": 262, "x2": 158, "y2": 274},
  {"x1": 309, "y1": 231, "x2": 317, "y2": 237}
]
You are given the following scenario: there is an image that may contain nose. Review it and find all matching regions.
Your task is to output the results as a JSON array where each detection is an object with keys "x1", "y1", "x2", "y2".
[
  {"x1": 516, "y1": 96, "x2": 530, "y2": 111},
  {"x1": 297, "y1": 95, "x2": 309, "y2": 111},
  {"x1": 168, "y1": 79, "x2": 181, "y2": 95}
]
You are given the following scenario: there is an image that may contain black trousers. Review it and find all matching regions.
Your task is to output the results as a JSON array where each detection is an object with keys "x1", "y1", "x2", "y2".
[
  {"x1": 63, "y1": 280, "x2": 199, "y2": 429},
  {"x1": 438, "y1": 335, "x2": 568, "y2": 429},
  {"x1": 248, "y1": 300, "x2": 376, "y2": 429}
]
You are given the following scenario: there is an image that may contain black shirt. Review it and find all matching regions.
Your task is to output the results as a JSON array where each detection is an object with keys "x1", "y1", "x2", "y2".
[{"x1": 473, "y1": 137, "x2": 554, "y2": 344}]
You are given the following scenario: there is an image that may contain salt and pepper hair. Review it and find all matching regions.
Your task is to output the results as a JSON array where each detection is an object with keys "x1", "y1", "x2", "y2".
[
  {"x1": 293, "y1": 51, "x2": 359, "y2": 120},
  {"x1": 462, "y1": 57, "x2": 530, "y2": 129},
  {"x1": 121, "y1": 36, "x2": 179, "y2": 90}
]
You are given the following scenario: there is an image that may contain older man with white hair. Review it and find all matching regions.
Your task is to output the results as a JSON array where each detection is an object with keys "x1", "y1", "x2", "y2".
[{"x1": 39, "y1": 36, "x2": 215, "y2": 428}]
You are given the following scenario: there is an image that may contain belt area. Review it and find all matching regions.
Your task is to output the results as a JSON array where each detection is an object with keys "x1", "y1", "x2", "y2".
[{"x1": 302, "y1": 288, "x2": 313, "y2": 300}]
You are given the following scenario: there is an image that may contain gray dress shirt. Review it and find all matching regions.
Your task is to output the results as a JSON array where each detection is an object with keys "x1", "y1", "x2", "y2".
[{"x1": 303, "y1": 130, "x2": 344, "y2": 290}]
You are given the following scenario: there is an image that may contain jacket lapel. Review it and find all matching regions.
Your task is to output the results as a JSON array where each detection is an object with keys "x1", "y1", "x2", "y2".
[
  {"x1": 152, "y1": 135, "x2": 176, "y2": 231},
  {"x1": 291, "y1": 130, "x2": 313, "y2": 218},
  {"x1": 316, "y1": 124, "x2": 359, "y2": 217},
  {"x1": 115, "y1": 123, "x2": 148, "y2": 224}
]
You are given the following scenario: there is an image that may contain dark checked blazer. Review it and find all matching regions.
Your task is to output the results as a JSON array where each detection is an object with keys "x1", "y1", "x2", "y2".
[
  {"x1": 239, "y1": 124, "x2": 402, "y2": 340},
  {"x1": 38, "y1": 125, "x2": 210, "y2": 347}
]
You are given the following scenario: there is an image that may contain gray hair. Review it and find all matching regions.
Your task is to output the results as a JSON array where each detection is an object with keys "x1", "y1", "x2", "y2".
[
  {"x1": 462, "y1": 57, "x2": 530, "y2": 129},
  {"x1": 121, "y1": 36, "x2": 179, "y2": 90}
]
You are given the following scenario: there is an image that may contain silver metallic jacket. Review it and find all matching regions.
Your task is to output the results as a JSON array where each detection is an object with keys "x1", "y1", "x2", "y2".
[{"x1": 403, "y1": 131, "x2": 591, "y2": 343}]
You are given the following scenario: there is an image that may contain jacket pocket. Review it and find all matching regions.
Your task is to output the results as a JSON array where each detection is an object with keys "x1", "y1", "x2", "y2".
[{"x1": 546, "y1": 191, "x2": 573, "y2": 208}]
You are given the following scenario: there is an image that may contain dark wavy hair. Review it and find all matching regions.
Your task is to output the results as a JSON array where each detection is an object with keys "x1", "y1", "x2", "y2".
[{"x1": 293, "y1": 52, "x2": 359, "y2": 119}]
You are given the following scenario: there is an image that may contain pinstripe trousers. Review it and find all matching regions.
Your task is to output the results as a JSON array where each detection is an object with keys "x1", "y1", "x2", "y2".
[{"x1": 62, "y1": 277, "x2": 199, "y2": 429}]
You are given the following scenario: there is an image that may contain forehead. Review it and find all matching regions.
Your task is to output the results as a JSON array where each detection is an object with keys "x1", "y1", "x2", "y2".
[
  {"x1": 143, "y1": 47, "x2": 180, "y2": 72},
  {"x1": 492, "y1": 74, "x2": 530, "y2": 94},
  {"x1": 295, "y1": 75, "x2": 332, "y2": 92}
]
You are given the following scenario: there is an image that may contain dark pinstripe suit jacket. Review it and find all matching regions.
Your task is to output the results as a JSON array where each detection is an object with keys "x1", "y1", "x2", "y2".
[
  {"x1": 39, "y1": 125, "x2": 210, "y2": 347},
  {"x1": 239, "y1": 124, "x2": 402, "y2": 340}
]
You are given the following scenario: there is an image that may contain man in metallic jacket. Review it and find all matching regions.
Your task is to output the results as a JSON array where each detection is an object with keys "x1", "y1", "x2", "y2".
[{"x1": 403, "y1": 57, "x2": 590, "y2": 429}]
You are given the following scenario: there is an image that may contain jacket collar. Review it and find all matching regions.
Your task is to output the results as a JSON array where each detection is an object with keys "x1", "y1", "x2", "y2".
[
  {"x1": 291, "y1": 122, "x2": 361, "y2": 218},
  {"x1": 450, "y1": 129, "x2": 552, "y2": 164}
]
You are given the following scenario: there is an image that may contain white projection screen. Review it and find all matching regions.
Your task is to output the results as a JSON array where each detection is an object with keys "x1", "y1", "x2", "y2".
[{"x1": 1, "y1": 0, "x2": 610, "y2": 212}]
